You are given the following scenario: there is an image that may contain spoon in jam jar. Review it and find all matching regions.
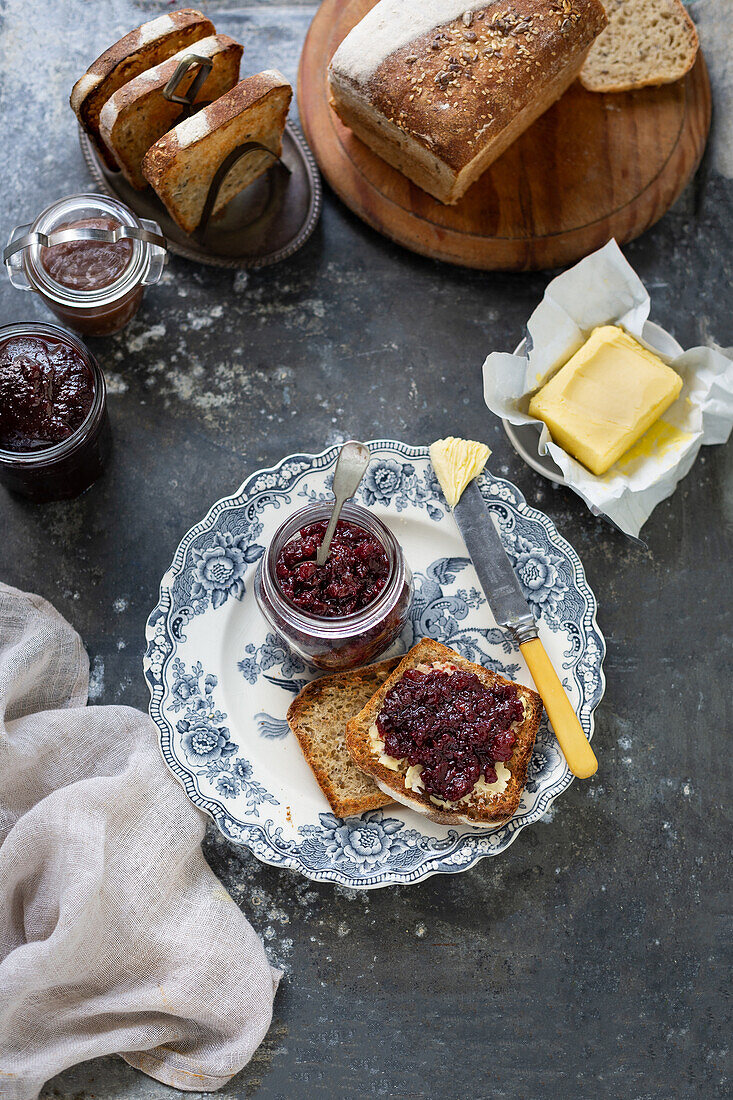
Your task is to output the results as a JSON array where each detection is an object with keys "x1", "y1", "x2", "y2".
[{"x1": 315, "y1": 440, "x2": 371, "y2": 566}]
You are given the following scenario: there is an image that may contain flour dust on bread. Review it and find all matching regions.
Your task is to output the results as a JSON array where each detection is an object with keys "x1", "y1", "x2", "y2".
[
  {"x1": 99, "y1": 36, "x2": 243, "y2": 189},
  {"x1": 287, "y1": 658, "x2": 399, "y2": 818},
  {"x1": 142, "y1": 71, "x2": 292, "y2": 234},
  {"x1": 71, "y1": 9, "x2": 215, "y2": 169},
  {"x1": 580, "y1": 0, "x2": 699, "y2": 93},
  {"x1": 328, "y1": 0, "x2": 607, "y2": 204},
  {"x1": 345, "y1": 638, "x2": 542, "y2": 826}
]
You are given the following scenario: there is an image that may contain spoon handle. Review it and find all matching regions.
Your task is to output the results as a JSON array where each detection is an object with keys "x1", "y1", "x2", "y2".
[
  {"x1": 315, "y1": 495, "x2": 346, "y2": 568},
  {"x1": 315, "y1": 441, "x2": 371, "y2": 567}
]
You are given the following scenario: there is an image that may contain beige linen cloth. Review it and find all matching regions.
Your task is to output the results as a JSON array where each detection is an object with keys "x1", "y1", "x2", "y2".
[{"x1": 0, "y1": 582, "x2": 280, "y2": 1098}]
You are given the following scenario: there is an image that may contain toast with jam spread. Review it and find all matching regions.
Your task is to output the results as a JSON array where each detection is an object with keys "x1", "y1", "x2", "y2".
[{"x1": 346, "y1": 638, "x2": 542, "y2": 826}]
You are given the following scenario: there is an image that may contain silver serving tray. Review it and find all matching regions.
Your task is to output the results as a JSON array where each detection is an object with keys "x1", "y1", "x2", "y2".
[{"x1": 79, "y1": 122, "x2": 321, "y2": 269}]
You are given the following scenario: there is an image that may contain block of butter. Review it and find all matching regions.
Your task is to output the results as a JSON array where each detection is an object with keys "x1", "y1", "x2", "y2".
[{"x1": 528, "y1": 325, "x2": 684, "y2": 477}]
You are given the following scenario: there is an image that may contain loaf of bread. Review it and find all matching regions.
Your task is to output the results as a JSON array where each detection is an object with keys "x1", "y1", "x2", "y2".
[
  {"x1": 328, "y1": 0, "x2": 608, "y2": 204},
  {"x1": 287, "y1": 658, "x2": 399, "y2": 817},
  {"x1": 142, "y1": 71, "x2": 292, "y2": 234},
  {"x1": 99, "y1": 35, "x2": 243, "y2": 190},
  {"x1": 346, "y1": 638, "x2": 542, "y2": 826},
  {"x1": 71, "y1": 9, "x2": 215, "y2": 170},
  {"x1": 580, "y1": 0, "x2": 699, "y2": 93}
]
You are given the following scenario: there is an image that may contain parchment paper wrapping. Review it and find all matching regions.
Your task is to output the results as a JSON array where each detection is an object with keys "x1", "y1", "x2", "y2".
[{"x1": 482, "y1": 240, "x2": 733, "y2": 538}]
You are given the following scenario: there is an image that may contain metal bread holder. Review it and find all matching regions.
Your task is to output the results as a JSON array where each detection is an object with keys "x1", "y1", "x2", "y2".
[
  {"x1": 160, "y1": 55, "x2": 293, "y2": 244},
  {"x1": 77, "y1": 49, "x2": 320, "y2": 268}
]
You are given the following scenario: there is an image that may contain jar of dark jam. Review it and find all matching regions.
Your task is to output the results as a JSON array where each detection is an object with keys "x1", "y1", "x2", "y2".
[
  {"x1": 4, "y1": 194, "x2": 166, "y2": 336},
  {"x1": 254, "y1": 502, "x2": 413, "y2": 671},
  {"x1": 0, "y1": 322, "x2": 110, "y2": 501}
]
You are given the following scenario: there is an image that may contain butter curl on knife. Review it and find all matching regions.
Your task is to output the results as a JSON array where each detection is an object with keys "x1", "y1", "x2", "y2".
[
  {"x1": 429, "y1": 436, "x2": 598, "y2": 780},
  {"x1": 429, "y1": 436, "x2": 491, "y2": 508}
]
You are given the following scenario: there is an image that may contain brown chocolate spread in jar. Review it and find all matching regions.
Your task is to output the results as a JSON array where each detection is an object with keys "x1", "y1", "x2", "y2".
[
  {"x1": 4, "y1": 194, "x2": 166, "y2": 337},
  {"x1": 40, "y1": 217, "x2": 134, "y2": 292}
]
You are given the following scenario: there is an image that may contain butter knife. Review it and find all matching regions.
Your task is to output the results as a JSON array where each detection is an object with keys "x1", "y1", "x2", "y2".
[{"x1": 454, "y1": 479, "x2": 598, "y2": 779}]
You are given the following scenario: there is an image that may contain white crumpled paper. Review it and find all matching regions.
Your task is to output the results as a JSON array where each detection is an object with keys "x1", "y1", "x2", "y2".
[{"x1": 482, "y1": 240, "x2": 733, "y2": 538}]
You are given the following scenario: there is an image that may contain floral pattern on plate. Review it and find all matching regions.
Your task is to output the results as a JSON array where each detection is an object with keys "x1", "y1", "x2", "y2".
[{"x1": 145, "y1": 441, "x2": 605, "y2": 888}]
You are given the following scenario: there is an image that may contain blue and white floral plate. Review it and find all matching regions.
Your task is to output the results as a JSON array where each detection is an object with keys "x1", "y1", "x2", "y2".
[{"x1": 145, "y1": 441, "x2": 605, "y2": 889}]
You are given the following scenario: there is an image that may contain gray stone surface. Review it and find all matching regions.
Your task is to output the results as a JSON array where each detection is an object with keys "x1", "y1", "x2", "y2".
[{"x1": 1, "y1": 2, "x2": 731, "y2": 1098}]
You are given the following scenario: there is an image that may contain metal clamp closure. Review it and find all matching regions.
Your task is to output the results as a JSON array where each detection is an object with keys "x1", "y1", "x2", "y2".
[{"x1": 3, "y1": 224, "x2": 167, "y2": 265}]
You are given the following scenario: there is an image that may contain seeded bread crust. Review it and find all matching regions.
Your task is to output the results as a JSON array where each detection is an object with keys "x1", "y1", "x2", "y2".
[
  {"x1": 328, "y1": 0, "x2": 607, "y2": 204},
  {"x1": 142, "y1": 71, "x2": 292, "y2": 233},
  {"x1": 71, "y1": 9, "x2": 215, "y2": 169},
  {"x1": 345, "y1": 638, "x2": 542, "y2": 825},
  {"x1": 287, "y1": 658, "x2": 400, "y2": 817},
  {"x1": 580, "y1": 0, "x2": 699, "y2": 93},
  {"x1": 99, "y1": 35, "x2": 243, "y2": 189}
]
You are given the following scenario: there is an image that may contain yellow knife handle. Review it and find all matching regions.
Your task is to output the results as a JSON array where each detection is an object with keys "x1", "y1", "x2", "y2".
[{"x1": 519, "y1": 637, "x2": 598, "y2": 779}]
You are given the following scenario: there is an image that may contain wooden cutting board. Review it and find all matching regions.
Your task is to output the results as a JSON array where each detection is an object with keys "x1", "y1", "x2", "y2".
[{"x1": 297, "y1": 0, "x2": 711, "y2": 271}]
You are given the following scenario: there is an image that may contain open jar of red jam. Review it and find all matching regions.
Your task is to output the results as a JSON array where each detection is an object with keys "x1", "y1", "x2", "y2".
[
  {"x1": 4, "y1": 194, "x2": 166, "y2": 336},
  {"x1": 0, "y1": 322, "x2": 110, "y2": 501},
  {"x1": 254, "y1": 502, "x2": 413, "y2": 671}
]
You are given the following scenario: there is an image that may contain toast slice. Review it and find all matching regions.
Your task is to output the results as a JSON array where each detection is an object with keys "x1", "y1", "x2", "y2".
[
  {"x1": 580, "y1": 0, "x2": 699, "y2": 93},
  {"x1": 99, "y1": 35, "x2": 243, "y2": 189},
  {"x1": 142, "y1": 71, "x2": 292, "y2": 234},
  {"x1": 346, "y1": 639, "x2": 542, "y2": 826},
  {"x1": 287, "y1": 658, "x2": 399, "y2": 818},
  {"x1": 71, "y1": 9, "x2": 215, "y2": 169}
]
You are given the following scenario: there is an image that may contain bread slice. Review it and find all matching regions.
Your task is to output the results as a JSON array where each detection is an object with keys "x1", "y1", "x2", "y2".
[
  {"x1": 346, "y1": 638, "x2": 542, "y2": 826},
  {"x1": 71, "y1": 9, "x2": 216, "y2": 169},
  {"x1": 287, "y1": 659, "x2": 399, "y2": 817},
  {"x1": 99, "y1": 35, "x2": 243, "y2": 189},
  {"x1": 580, "y1": 0, "x2": 699, "y2": 93},
  {"x1": 142, "y1": 71, "x2": 292, "y2": 234}
]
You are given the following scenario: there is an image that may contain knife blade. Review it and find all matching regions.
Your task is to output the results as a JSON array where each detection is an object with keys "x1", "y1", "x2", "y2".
[
  {"x1": 453, "y1": 480, "x2": 538, "y2": 643},
  {"x1": 452, "y1": 478, "x2": 598, "y2": 779}
]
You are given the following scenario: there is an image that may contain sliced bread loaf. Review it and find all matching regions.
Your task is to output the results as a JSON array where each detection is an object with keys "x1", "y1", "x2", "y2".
[
  {"x1": 580, "y1": 0, "x2": 699, "y2": 93},
  {"x1": 71, "y1": 9, "x2": 215, "y2": 169},
  {"x1": 99, "y1": 35, "x2": 243, "y2": 189},
  {"x1": 345, "y1": 638, "x2": 542, "y2": 826},
  {"x1": 142, "y1": 71, "x2": 292, "y2": 234},
  {"x1": 287, "y1": 658, "x2": 399, "y2": 818}
]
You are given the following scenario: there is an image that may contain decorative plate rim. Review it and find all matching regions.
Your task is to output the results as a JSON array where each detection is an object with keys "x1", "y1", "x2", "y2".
[{"x1": 144, "y1": 440, "x2": 606, "y2": 888}]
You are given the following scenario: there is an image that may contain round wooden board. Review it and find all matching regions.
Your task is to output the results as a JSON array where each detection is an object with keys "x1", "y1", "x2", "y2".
[{"x1": 297, "y1": 0, "x2": 711, "y2": 271}]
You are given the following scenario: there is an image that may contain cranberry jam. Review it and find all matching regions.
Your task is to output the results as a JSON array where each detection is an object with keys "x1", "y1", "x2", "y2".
[
  {"x1": 0, "y1": 322, "x2": 110, "y2": 501},
  {"x1": 376, "y1": 666, "x2": 524, "y2": 803},
  {"x1": 0, "y1": 331, "x2": 94, "y2": 452},
  {"x1": 275, "y1": 519, "x2": 390, "y2": 616},
  {"x1": 255, "y1": 502, "x2": 413, "y2": 671}
]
